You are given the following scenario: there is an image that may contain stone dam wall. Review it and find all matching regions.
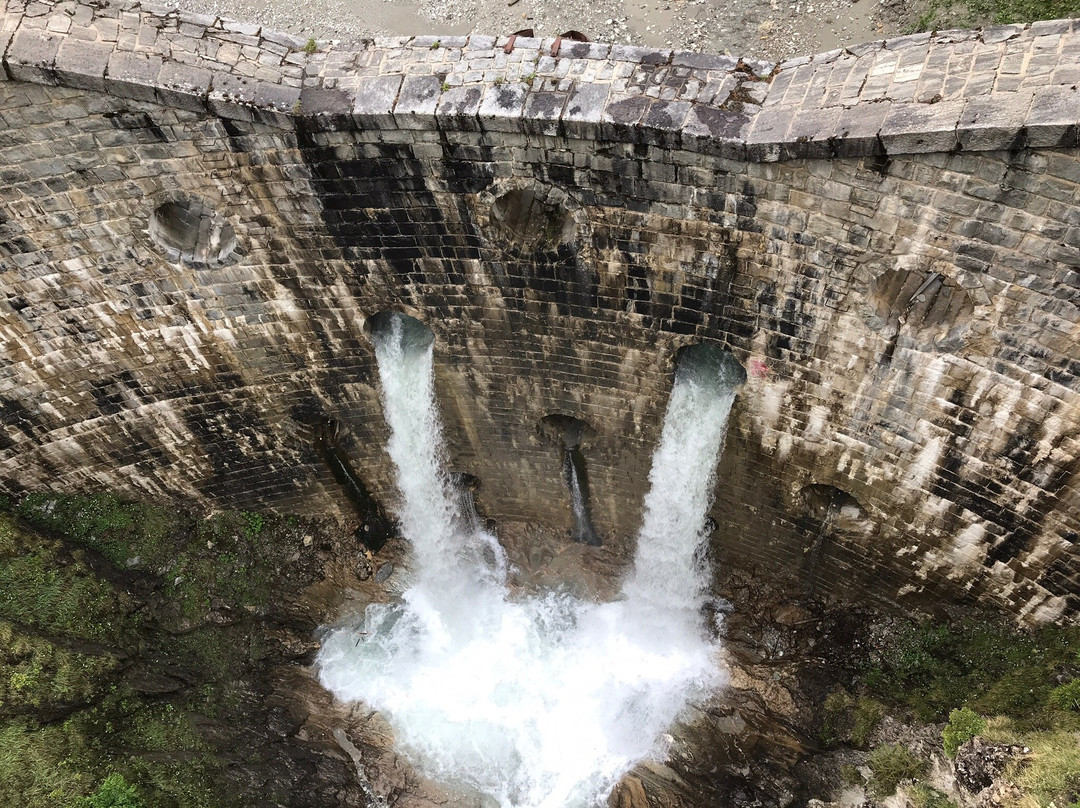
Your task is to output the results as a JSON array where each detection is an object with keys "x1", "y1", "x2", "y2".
[{"x1": 2, "y1": 0, "x2": 1080, "y2": 620}]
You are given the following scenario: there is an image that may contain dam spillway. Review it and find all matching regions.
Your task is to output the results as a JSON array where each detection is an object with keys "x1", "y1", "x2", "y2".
[
  {"x1": 316, "y1": 313, "x2": 741, "y2": 807},
  {"x1": 0, "y1": 0, "x2": 1079, "y2": 624}
]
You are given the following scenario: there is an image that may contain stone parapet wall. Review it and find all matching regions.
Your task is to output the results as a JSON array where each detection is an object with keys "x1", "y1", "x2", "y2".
[
  {"x1": 2, "y1": 0, "x2": 1079, "y2": 621},
  {"x1": 2, "y1": 0, "x2": 1079, "y2": 157}
]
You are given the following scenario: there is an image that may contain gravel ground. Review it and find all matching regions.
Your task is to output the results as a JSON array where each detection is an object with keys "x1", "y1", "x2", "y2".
[{"x1": 173, "y1": 0, "x2": 905, "y2": 62}]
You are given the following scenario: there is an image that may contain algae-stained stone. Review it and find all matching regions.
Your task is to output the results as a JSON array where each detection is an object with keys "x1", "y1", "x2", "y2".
[
  {"x1": 522, "y1": 90, "x2": 567, "y2": 135},
  {"x1": 478, "y1": 82, "x2": 527, "y2": 133},
  {"x1": 600, "y1": 94, "x2": 649, "y2": 140},
  {"x1": 6, "y1": 28, "x2": 62, "y2": 84},
  {"x1": 641, "y1": 99, "x2": 691, "y2": 147},
  {"x1": 299, "y1": 87, "x2": 351, "y2": 116},
  {"x1": 562, "y1": 82, "x2": 608, "y2": 138},
  {"x1": 436, "y1": 84, "x2": 483, "y2": 131},
  {"x1": 105, "y1": 50, "x2": 163, "y2": 103},
  {"x1": 672, "y1": 52, "x2": 738, "y2": 71},
  {"x1": 682, "y1": 105, "x2": 751, "y2": 159},
  {"x1": 394, "y1": 74, "x2": 442, "y2": 129}
]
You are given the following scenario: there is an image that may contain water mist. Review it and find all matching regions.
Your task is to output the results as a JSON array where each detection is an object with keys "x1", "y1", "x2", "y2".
[{"x1": 317, "y1": 322, "x2": 745, "y2": 808}]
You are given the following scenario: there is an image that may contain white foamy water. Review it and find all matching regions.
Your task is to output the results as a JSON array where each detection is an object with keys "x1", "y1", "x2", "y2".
[{"x1": 317, "y1": 320, "x2": 743, "y2": 808}]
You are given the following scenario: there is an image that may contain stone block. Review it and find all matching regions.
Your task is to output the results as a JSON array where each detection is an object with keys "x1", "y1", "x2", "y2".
[
  {"x1": 561, "y1": 81, "x2": 608, "y2": 139},
  {"x1": 351, "y1": 74, "x2": 404, "y2": 129},
  {"x1": 104, "y1": 50, "x2": 162, "y2": 103},
  {"x1": 393, "y1": 74, "x2": 442, "y2": 129},
  {"x1": 478, "y1": 81, "x2": 527, "y2": 133},
  {"x1": 1027, "y1": 85, "x2": 1080, "y2": 148},
  {"x1": 252, "y1": 81, "x2": 301, "y2": 127},
  {"x1": 671, "y1": 52, "x2": 737, "y2": 71},
  {"x1": 465, "y1": 34, "x2": 496, "y2": 51},
  {"x1": 522, "y1": 90, "x2": 567, "y2": 136},
  {"x1": 640, "y1": 98, "x2": 690, "y2": 147},
  {"x1": 435, "y1": 84, "x2": 483, "y2": 132},
  {"x1": 981, "y1": 23, "x2": 1024, "y2": 44},
  {"x1": 957, "y1": 92, "x2": 1033, "y2": 151},
  {"x1": 880, "y1": 99, "x2": 963, "y2": 154},
  {"x1": 53, "y1": 38, "x2": 112, "y2": 92},
  {"x1": 559, "y1": 42, "x2": 610, "y2": 60},
  {"x1": 781, "y1": 105, "x2": 844, "y2": 159},
  {"x1": 610, "y1": 44, "x2": 671, "y2": 64},
  {"x1": 6, "y1": 28, "x2": 61, "y2": 84},
  {"x1": 156, "y1": 60, "x2": 212, "y2": 111},
  {"x1": 834, "y1": 101, "x2": 891, "y2": 156},
  {"x1": 682, "y1": 105, "x2": 751, "y2": 160},
  {"x1": 600, "y1": 94, "x2": 649, "y2": 141}
]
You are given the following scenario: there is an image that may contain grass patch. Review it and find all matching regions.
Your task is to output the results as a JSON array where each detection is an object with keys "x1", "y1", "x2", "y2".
[
  {"x1": 910, "y1": 784, "x2": 958, "y2": 808},
  {"x1": 862, "y1": 617, "x2": 1080, "y2": 724},
  {"x1": 1007, "y1": 730, "x2": 1080, "y2": 807},
  {"x1": 867, "y1": 744, "x2": 928, "y2": 798},
  {"x1": 902, "y1": 0, "x2": 1080, "y2": 33},
  {"x1": 0, "y1": 528, "x2": 134, "y2": 645},
  {"x1": 16, "y1": 492, "x2": 178, "y2": 569},
  {"x1": 819, "y1": 689, "x2": 885, "y2": 748},
  {"x1": 0, "y1": 622, "x2": 120, "y2": 711},
  {"x1": 0, "y1": 491, "x2": 310, "y2": 808}
]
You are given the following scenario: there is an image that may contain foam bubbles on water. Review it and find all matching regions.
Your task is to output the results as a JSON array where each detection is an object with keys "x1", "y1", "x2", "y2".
[{"x1": 317, "y1": 320, "x2": 742, "y2": 808}]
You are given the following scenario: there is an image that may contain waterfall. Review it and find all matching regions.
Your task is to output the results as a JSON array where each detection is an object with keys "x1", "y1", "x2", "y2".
[
  {"x1": 621, "y1": 343, "x2": 746, "y2": 643},
  {"x1": 317, "y1": 321, "x2": 744, "y2": 808}
]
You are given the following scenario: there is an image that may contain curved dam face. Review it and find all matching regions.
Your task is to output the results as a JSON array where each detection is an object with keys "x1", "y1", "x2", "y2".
[{"x1": 1, "y1": 1, "x2": 1079, "y2": 620}]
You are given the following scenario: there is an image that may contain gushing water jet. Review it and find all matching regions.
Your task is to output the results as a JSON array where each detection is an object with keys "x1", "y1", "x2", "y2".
[{"x1": 317, "y1": 330, "x2": 746, "y2": 808}]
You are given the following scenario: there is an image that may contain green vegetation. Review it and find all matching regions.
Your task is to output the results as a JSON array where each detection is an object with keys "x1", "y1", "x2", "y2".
[
  {"x1": 83, "y1": 773, "x2": 144, "y2": 808},
  {"x1": 852, "y1": 697, "x2": 886, "y2": 748},
  {"x1": 820, "y1": 689, "x2": 885, "y2": 748},
  {"x1": 862, "y1": 617, "x2": 1080, "y2": 725},
  {"x1": 904, "y1": 0, "x2": 1080, "y2": 33},
  {"x1": 909, "y1": 784, "x2": 958, "y2": 808},
  {"x1": 1049, "y1": 680, "x2": 1080, "y2": 712},
  {"x1": 841, "y1": 763, "x2": 864, "y2": 786},
  {"x1": 983, "y1": 719, "x2": 1080, "y2": 807},
  {"x1": 302, "y1": 36, "x2": 317, "y2": 54},
  {"x1": 0, "y1": 491, "x2": 309, "y2": 808},
  {"x1": 820, "y1": 613, "x2": 1080, "y2": 806},
  {"x1": 0, "y1": 622, "x2": 120, "y2": 710},
  {"x1": 867, "y1": 744, "x2": 928, "y2": 798},
  {"x1": 943, "y1": 707, "x2": 987, "y2": 758}
]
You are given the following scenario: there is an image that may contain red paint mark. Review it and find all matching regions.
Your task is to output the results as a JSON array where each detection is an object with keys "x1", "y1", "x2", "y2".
[{"x1": 749, "y1": 358, "x2": 769, "y2": 379}]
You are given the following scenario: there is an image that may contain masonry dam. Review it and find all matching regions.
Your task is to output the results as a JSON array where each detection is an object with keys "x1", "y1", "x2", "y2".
[{"x1": 1, "y1": 1, "x2": 1079, "y2": 625}]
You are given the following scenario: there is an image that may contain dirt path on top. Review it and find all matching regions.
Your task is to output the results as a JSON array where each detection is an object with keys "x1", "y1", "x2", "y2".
[{"x1": 175, "y1": 0, "x2": 908, "y2": 63}]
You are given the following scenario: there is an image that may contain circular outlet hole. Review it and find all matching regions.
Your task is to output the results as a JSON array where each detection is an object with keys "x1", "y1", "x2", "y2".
[{"x1": 149, "y1": 198, "x2": 236, "y2": 265}]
